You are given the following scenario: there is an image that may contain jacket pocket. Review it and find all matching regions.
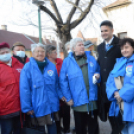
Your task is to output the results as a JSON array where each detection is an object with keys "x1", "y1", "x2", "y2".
[
  {"x1": 68, "y1": 73, "x2": 82, "y2": 80},
  {"x1": 0, "y1": 77, "x2": 16, "y2": 88},
  {"x1": 33, "y1": 81, "x2": 44, "y2": 89}
]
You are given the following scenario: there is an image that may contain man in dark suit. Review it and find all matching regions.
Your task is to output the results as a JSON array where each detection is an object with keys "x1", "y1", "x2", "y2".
[{"x1": 97, "y1": 20, "x2": 122, "y2": 134}]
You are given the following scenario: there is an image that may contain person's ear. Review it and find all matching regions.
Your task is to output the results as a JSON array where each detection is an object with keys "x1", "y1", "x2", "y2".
[
  {"x1": 47, "y1": 53, "x2": 51, "y2": 58},
  {"x1": 112, "y1": 28, "x2": 114, "y2": 34},
  {"x1": 72, "y1": 47, "x2": 75, "y2": 52}
]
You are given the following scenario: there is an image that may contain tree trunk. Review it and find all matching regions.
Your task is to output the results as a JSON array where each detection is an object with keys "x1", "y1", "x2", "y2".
[{"x1": 57, "y1": 25, "x2": 72, "y2": 57}]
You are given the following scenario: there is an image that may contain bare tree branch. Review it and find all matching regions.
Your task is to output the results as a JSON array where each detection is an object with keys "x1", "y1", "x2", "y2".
[
  {"x1": 66, "y1": 0, "x2": 83, "y2": 13},
  {"x1": 49, "y1": 0, "x2": 63, "y2": 23},
  {"x1": 66, "y1": 0, "x2": 81, "y2": 24},
  {"x1": 70, "y1": 0, "x2": 94, "y2": 29},
  {"x1": 40, "y1": 5, "x2": 60, "y2": 24}
]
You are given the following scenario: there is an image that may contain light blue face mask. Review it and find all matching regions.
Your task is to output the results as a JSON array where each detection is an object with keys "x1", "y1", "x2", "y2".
[
  {"x1": 0, "y1": 53, "x2": 12, "y2": 62},
  {"x1": 16, "y1": 51, "x2": 25, "y2": 58}
]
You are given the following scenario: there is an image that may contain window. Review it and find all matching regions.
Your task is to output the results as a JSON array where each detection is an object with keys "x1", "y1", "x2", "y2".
[{"x1": 118, "y1": 32, "x2": 127, "y2": 39}]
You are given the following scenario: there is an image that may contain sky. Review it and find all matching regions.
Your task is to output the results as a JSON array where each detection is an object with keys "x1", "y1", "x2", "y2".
[{"x1": 0, "y1": 0, "x2": 115, "y2": 40}]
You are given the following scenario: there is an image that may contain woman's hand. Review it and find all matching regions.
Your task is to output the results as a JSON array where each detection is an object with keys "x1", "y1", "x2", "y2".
[
  {"x1": 94, "y1": 73, "x2": 100, "y2": 80},
  {"x1": 61, "y1": 96, "x2": 66, "y2": 102},
  {"x1": 66, "y1": 99, "x2": 74, "y2": 106},
  {"x1": 93, "y1": 73, "x2": 100, "y2": 84},
  {"x1": 27, "y1": 110, "x2": 34, "y2": 115},
  {"x1": 114, "y1": 91, "x2": 122, "y2": 102}
]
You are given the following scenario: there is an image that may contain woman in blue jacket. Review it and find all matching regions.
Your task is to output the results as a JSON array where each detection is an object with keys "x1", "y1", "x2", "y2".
[
  {"x1": 20, "y1": 43, "x2": 63, "y2": 134},
  {"x1": 106, "y1": 38, "x2": 134, "y2": 134},
  {"x1": 59, "y1": 38, "x2": 100, "y2": 134}
]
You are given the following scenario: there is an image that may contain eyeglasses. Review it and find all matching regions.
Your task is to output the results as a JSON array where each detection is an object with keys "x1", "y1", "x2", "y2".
[{"x1": 51, "y1": 51, "x2": 57, "y2": 54}]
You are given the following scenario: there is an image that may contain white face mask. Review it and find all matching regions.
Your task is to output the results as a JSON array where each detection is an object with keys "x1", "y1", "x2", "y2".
[
  {"x1": 16, "y1": 51, "x2": 25, "y2": 58},
  {"x1": 0, "y1": 53, "x2": 12, "y2": 62}
]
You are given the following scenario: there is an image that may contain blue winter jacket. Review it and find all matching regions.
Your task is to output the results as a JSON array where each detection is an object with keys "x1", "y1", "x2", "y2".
[
  {"x1": 20, "y1": 57, "x2": 62, "y2": 117},
  {"x1": 59, "y1": 51, "x2": 100, "y2": 107},
  {"x1": 106, "y1": 54, "x2": 134, "y2": 122}
]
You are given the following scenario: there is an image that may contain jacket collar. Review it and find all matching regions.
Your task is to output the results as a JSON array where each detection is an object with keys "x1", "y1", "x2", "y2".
[
  {"x1": 0, "y1": 57, "x2": 22, "y2": 67},
  {"x1": 116, "y1": 54, "x2": 134, "y2": 65},
  {"x1": 102, "y1": 35, "x2": 120, "y2": 54},
  {"x1": 105, "y1": 36, "x2": 114, "y2": 45},
  {"x1": 127, "y1": 54, "x2": 134, "y2": 62},
  {"x1": 30, "y1": 57, "x2": 49, "y2": 67},
  {"x1": 69, "y1": 51, "x2": 91, "y2": 58},
  {"x1": 13, "y1": 54, "x2": 28, "y2": 64},
  {"x1": 102, "y1": 35, "x2": 119, "y2": 46},
  {"x1": 110, "y1": 35, "x2": 120, "y2": 46}
]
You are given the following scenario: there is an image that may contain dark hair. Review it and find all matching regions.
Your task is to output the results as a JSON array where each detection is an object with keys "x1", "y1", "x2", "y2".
[
  {"x1": 45, "y1": 45, "x2": 56, "y2": 57},
  {"x1": 119, "y1": 38, "x2": 134, "y2": 48},
  {"x1": 12, "y1": 42, "x2": 25, "y2": 50},
  {"x1": 100, "y1": 20, "x2": 113, "y2": 28}
]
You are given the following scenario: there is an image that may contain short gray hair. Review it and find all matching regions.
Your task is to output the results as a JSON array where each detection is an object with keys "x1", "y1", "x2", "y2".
[
  {"x1": 31, "y1": 43, "x2": 46, "y2": 53},
  {"x1": 70, "y1": 38, "x2": 84, "y2": 51},
  {"x1": 65, "y1": 41, "x2": 70, "y2": 51}
]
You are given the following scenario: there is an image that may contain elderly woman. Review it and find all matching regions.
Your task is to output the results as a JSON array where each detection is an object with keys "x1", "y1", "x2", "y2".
[
  {"x1": 84, "y1": 40, "x2": 98, "y2": 60},
  {"x1": 46, "y1": 45, "x2": 71, "y2": 134},
  {"x1": 20, "y1": 43, "x2": 62, "y2": 134},
  {"x1": 65, "y1": 41, "x2": 71, "y2": 54},
  {"x1": 59, "y1": 38, "x2": 100, "y2": 134},
  {"x1": 106, "y1": 38, "x2": 134, "y2": 134},
  {"x1": 0, "y1": 42, "x2": 23, "y2": 134}
]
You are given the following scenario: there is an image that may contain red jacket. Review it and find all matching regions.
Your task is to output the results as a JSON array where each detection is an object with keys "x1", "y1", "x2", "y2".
[
  {"x1": 25, "y1": 57, "x2": 29, "y2": 63},
  {"x1": 0, "y1": 57, "x2": 23, "y2": 116},
  {"x1": 13, "y1": 54, "x2": 29, "y2": 65},
  {"x1": 55, "y1": 58, "x2": 63, "y2": 76}
]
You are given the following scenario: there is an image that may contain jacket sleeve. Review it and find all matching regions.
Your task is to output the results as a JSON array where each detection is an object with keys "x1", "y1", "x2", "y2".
[
  {"x1": 119, "y1": 76, "x2": 134, "y2": 103},
  {"x1": 59, "y1": 59, "x2": 72, "y2": 102},
  {"x1": 20, "y1": 67, "x2": 33, "y2": 113},
  {"x1": 106, "y1": 72, "x2": 117, "y2": 101},
  {"x1": 55, "y1": 68, "x2": 63, "y2": 99}
]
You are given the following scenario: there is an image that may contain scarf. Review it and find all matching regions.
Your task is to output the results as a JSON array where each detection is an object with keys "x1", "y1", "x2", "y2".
[
  {"x1": 74, "y1": 53, "x2": 87, "y2": 60},
  {"x1": 13, "y1": 54, "x2": 27, "y2": 65},
  {"x1": 36, "y1": 60, "x2": 48, "y2": 74}
]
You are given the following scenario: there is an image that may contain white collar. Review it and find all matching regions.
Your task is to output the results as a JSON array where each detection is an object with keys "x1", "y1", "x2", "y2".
[
  {"x1": 105, "y1": 36, "x2": 114, "y2": 45},
  {"x1": 7, "y1": 59, "x2": 12, "y2": 66}
]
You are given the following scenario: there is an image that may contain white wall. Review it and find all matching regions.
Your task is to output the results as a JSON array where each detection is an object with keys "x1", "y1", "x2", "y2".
[{"x1": 104, "y1": 0, "x2": 134, "y2": 38}]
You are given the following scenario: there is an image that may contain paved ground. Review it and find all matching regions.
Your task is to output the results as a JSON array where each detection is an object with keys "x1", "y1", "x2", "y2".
[
  {"x1": 70, "y1": 109, "x2": 112, "y2": 134},
  {"x1": 0, "y1": 110, "x2": 111, "y2": 134},
  {"x1": 98, "y1": 119, "x2": 111, "y2": 134}
]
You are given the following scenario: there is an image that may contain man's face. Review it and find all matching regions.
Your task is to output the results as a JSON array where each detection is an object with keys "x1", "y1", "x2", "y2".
[
  {"x1": 13, "y1": 46, "x2": 25, "y2": 55},
  {"x1": 101, "y1": 26, "x2": 114, "y2": 41},
  {"x1": 121, "y1": 42, "x2": 134, "y2": 58},
  {"x1": 73, "y1": 42, "x2": 85, "y2": 55}
]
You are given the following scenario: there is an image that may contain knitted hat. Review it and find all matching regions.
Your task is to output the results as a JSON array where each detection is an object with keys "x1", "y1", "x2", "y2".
[
  {"x1": 84, "y1": 40, "x2": 94, "y2": 49},
  {"x1": 0, "y1": 42, "x2": 10, "y2": 49}
]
